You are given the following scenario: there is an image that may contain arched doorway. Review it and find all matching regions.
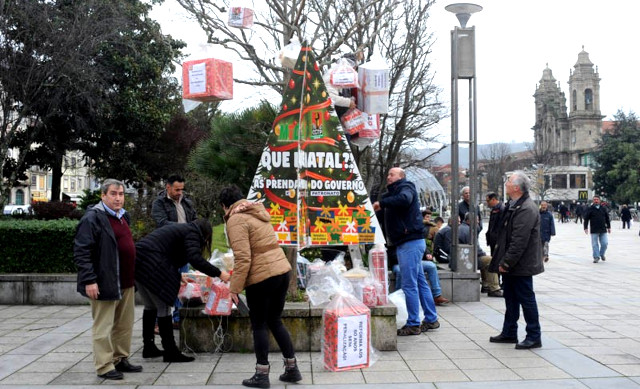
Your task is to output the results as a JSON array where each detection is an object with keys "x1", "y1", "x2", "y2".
[{"x1": 15, "y1": 189, "x2": 25, "y2": 205}]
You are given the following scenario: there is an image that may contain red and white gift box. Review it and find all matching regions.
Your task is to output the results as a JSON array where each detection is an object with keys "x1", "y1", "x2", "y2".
[
  {"x1": 203, "y1": 279, "x2": 232, "y2": 316},
  {"x1": 368, "y1": 245, "x2": 389, "y2": 305},
  {"x1": 322, "y1": 293, "x2": 371, "y2": 371},
  {"x1": 330, "y1": 61, "x2": 359, "y2": 89},
  {"x1": 228, "y1": 6, "x2": 254, "y2": 29},
  {"x1": 340, "y1": 108, "x2": 365, "y2": 135},
  {"x1": 182, "y1": 58, "x2": 233, "y2": 102},
  {"x1": 357, "y1": 59, "x2": 389, "y2": 114},
  {"x1": 350, "y1": 113, "x2": 381, "y2": 148}
]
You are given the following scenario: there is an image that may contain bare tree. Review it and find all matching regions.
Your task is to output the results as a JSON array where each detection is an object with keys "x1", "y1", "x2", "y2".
[{"x1": 480, "y1": 143, "x2": 512, "y2": 197}]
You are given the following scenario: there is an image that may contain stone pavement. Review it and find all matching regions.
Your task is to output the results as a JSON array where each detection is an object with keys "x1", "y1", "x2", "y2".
[{"x1": 1, "y1": 219, "x2": 640, "y2": 388}]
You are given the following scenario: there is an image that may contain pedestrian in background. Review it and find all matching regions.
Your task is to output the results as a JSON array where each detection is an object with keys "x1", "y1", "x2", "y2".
[
  {"x1": 489, "y1": 171, "x2": 544, "y2": 350},
  {"x1": 539, "y1": 201, "x2": 555, "y2": 263},
  {"x1": 621, "y1": 204, "x2": 632, "y2": 229},
  {"x1": 583, "y1": 195, "x2": 611, "y2": 263}
]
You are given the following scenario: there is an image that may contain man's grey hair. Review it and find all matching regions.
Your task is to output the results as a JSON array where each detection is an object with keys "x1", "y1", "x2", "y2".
[
  {"x1": 101, "y1": 179, "x2": 125, "y2": 194},
  {"x1": 510, "y1": 171, "x2": 530, "y2": 193},
  {"x1": 460, "y1": 186, "x2": 469, "y2": 196}
]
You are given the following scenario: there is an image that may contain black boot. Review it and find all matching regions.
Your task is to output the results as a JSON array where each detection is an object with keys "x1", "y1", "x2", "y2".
[
  {"x1": 279, "y1": 357, "x2": 302, "y2": 383},
  {"x1": 242, "y1": 364, "x2": 270, "y2": 388},
  {"x1": 142, "y1": 309, "x2": 163, "y2": 358},
  {"x1": 157, "y1": 316, "x2": 194, "y2": 363}
]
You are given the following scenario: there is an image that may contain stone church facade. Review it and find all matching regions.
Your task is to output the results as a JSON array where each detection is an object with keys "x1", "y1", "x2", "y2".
[{"x1": 532, "y1": 48, "x2": 603, "y2": 167}]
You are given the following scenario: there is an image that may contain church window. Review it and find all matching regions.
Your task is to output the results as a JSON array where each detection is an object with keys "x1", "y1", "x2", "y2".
[
  {"x1": 585, "y1": 89, "x2": 593, "y2": 110},
  {"x1": 572, "y1": 90, "x2": 577, "y2": 110}
]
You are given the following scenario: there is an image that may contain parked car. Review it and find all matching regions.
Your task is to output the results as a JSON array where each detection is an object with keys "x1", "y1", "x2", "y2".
[{"x1": 3, "y1": 204, "x2": 32, "y2": 215}]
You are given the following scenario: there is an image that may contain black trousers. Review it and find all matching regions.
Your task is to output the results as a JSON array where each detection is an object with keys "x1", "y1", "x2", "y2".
[{"x1": 246, "y1": 272, "x2": 295, "y2": 364}]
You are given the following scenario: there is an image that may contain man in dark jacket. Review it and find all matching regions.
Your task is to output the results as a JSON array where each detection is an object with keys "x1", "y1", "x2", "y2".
[
  {"x1": 74, "y1": 179, "x2": 142, "y2": 380},
  {"x1": 460, "y1": 213, "x2": 502, "y2": 297},
  {"x1": 583, "y1": 195, "x2": 611, "y2": 263},
  {"x1": 485, "y1": 191, "x2": 504, "y2": 256},
  {"x1": 620, "y1": 204, "x2": 632, "y2": 229},
  {"x1": 539, "y1": 201, "x2": 555, "y2": 263},
  {"x1": 373, "y1": 167, "x2": 439, "y2": 336},
  {"x1": 151, "y1": 174, "x2": 198, "y2": 326},
  {"x1": 489, "y1": 171, "x2": 544, "y2": 350},
  {"x1": 433, "y1": 219, "x2": 452, "y2": 264},
  {"x1": 574, "y1": 202, "x2": 585, "y2": 224},
  {"x1": 459, "y1": 186, "x2": 483, "y2": 233}
]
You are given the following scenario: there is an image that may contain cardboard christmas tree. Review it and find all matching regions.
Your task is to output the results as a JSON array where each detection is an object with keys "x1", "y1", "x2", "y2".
[{"x1": 247, "y1": 43, "x2": 384, "y2": 248}]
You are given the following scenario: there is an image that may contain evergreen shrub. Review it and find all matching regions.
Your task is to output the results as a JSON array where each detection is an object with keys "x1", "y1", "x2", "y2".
[{"x1": 0, "y1": 219, "x2": 78, "y2": 273}]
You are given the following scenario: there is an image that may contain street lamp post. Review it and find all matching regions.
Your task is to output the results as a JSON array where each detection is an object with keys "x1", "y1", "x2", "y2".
[{"x1": 447, "y1": 3, "x2": 481, "y2": 273}]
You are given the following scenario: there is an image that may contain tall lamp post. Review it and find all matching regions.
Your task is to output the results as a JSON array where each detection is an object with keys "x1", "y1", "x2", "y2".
[{"x1": 447, "y1": 3, "x2": 481, "y2": 273}]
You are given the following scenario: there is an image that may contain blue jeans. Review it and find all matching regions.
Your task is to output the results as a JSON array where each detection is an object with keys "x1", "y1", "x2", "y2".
[
  {"x1": 173, "y1": 264, "x2": 190, "y2": 323},
  {"x1": 392, "y1": 261, "x2": 441, "y2": 297},
  {"x1": 501, "y1": 274, "x2": 541, "y2": 342},
  {"x1": 396, "y1": 239, "x2": 438, "y2": 326},
  {"x1": 590, "y1": 233, "x2": 608, "y2": 259}
]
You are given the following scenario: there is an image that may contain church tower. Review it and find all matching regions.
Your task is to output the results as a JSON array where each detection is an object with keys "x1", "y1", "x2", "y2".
[
  {"x1": 568, "y1": 47, "x2": 603, "y2": 165},
  {"x1": 532, "y1": 65, "x2": 569, "y2": 164}
]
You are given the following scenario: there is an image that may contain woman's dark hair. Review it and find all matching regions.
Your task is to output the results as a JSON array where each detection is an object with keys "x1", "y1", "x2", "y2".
[
  {"x1": 193, "y1": 218, "x2": 212, "y2": 250},
  {"x1": 219, "y1": 185, "x2": 244, "y2": 207}
]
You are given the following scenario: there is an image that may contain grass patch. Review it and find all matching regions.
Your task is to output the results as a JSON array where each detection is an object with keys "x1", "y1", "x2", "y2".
[{"x1": 212, "y1": 223, "x2": 229, "y2": 253}]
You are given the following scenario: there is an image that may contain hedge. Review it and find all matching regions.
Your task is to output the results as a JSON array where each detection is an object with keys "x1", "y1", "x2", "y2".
[{"x1": 0, "y1": 219, "x2": 79, "y2": 273}]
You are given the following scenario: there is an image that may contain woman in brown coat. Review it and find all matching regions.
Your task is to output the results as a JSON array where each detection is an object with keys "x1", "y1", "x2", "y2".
[{"x1": 220, "y1": 185, "x2": 301, "y2": 388}]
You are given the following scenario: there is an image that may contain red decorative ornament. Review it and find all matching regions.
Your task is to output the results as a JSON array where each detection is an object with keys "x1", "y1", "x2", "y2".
[
  {"x1": 314, "y1": 62, "x2": 319, "y2": 71},
  {"x1": 337, "y1": 134, "x2": 342, "y2": 141},
  {"x1": 283, "y1": 104, "x2": 288, "y2": 111},
  {"x1": 318, "y1": 195, "x2": 324, "y2": 203},
  {"x1": 324, "y1": 111, "x2": 331, "y2": 121},
  {"x1": 288, "y1": 79, "x2": 295, "y2": 89}
]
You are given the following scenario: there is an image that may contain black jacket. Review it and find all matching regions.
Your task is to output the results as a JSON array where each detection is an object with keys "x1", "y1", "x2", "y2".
[
  {"x1": 433, "y1": 225, "x2": 452, "y2": 262},
  {"x1": 486, "y1": 202, "x2": 505, "y2": 254},
  {"x1": 458, "y1": 200, "x2": 483, "y2": 233},
  {"x1": 74, "y1": 203, "x2": 131, "y2": 300},
  {"x1": 134, "y1": 222, "x2": 221, "y2": 305},
  {"x1": 379, "y1": 178, "x2": 425, "y2": 246},
  {"x1": 489, "y1": 192, "x2": 544, "y2": 276},
  {"x1": 621, "y1": 207, "x2": 632, "y2": 222},
  {"x1": 151, "y1": 190, "x2": 197, "y2": 228},
  {"x1": 583, "y1": 204, "x2": 610, "y2": 233}
]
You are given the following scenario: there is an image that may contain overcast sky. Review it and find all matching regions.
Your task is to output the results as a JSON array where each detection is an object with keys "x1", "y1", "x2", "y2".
[{"x1": 152, "y1": 0, "x2": 640, "y2": 146}]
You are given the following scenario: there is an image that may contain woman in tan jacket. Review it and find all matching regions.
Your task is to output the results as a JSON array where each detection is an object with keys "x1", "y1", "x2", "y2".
[{"x1": 220, "y1": 185, "x2": 301, "y2": 388}]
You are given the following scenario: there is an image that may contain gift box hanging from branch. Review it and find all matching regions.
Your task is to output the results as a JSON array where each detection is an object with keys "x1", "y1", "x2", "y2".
[
  {"x1": 182, "y1": 58, "x2": 233, "y2": 102},
  {"x1": 357, "y1": 57, "x2": 390, "y2": 114},
  {"x1": 227, "y1": 4, "x2": 254, "y2": 29}
]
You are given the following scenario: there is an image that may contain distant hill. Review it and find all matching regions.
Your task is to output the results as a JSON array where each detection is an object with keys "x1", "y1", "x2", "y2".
[{"x1": 416, "y1": 142, "x2": 529, "y2": 168}]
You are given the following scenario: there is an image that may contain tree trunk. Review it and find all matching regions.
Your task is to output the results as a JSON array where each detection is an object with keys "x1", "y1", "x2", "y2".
[
  {"x1": 50, "y1": 155, "x2": 63, "y2": 202},
  {"x1": 285, "y1": 247, "x2": 298, "y2": 298}
]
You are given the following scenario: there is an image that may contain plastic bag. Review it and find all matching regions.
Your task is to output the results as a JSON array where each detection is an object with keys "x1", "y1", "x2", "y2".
[
  {"x1": 388, "y1": 289, "x2": 423, "y2": 329},
  {"x1": 279, "y1": 38, "x2": 302, "y2": 69},
  {"x1": 322, "y1": 291, "x2": 379, "y2": 371},
  {"x1": 209, "y1": 249, "x2": 234, "y2": 272},
  {"x1": 368, "y1": 244, "x2": 389, "y2": 305},
  {"x1": 349, "y1": 113, "x2": 380, "y2": 148},
  {"x1": 342, "y1": 267, "x2": 369, "y2": 302},
  {"x1": 202, "y1": 279, "x2": 232, "y2": 316},
  {"x1": 306, "y1": 260, "x2": 354, "y2": 306},
  {"x1": 228, "y1": 5, "x2": 254, "y2": 29},
  {"x1": 296, "y1": 254, "x2": 311, "y2": 289},
  {"x1": 329, "y1": 58, "x2": 359, "y2": 88},
  {"x1": 340, "y1": 107, "x2": 365, "y2": 135},
  {"x1": 178, "y1": 281, "x2": 203, "y2": 305}
]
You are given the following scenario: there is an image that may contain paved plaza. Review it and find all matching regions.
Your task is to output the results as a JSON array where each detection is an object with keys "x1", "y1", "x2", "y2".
[{"x1": 1, "y1": 219, "x2": 640, "y2": 388}]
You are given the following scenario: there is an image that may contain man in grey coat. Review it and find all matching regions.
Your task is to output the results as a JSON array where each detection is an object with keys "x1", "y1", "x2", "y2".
[{"x1": 489, "y1": 171, "x2": 544, "y2": 350}]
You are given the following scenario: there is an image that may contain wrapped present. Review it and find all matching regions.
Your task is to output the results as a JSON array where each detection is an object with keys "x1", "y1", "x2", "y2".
[
  {"x1": 279, "y1": 38, "x2": 302, "y2": 69},
  {"x1": 368, "y1": 245, "x2": 389, "y2": 305},
  {"x1": 228, "y1": 6, "x2": 254, "y2": 29},
  {"x1": 183, "y1": 272, "x2": 215, "y2": 303},
  {"x1": 357, "y1": 58, "x2": 389, "y2": 114},
  {"x1": 203, "y1": 279, "x2": 232, "y2": 316},
  {"x1": 350, "y1": 113, "x2": 380, "y2": 148},
  {"x1": 178, "y1": 281, "x2": 203, "y2": 305},
  {"x1": 322, "y1": 293, "x2": 371, "y2": 371},
  {"x1": 340, "y1": 108, "x2": 365, "y2": 135},
  {"x1": 329, "y1": 59, "x2": 359, "y2": 88},
  {"x1": 182, "y1": 58, "x2": 233, "y2": 102},
  {"x1": 362, "y1": 284, "x2": 378, "y2": 308}
]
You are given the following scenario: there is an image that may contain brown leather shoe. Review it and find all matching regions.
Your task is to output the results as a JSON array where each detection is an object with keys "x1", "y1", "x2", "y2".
[
  {"x1": 487, "y1": 290, "x2": 503, "y2": 297},
  {"x1": 434, "y1": 295, "x2": 450, "y2": 305}
]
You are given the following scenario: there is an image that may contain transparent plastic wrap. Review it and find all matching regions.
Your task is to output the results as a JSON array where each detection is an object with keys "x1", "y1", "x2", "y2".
[
  {"x1": 209, "y1": 249, "x2": 235, "y2": 272},
  {"x1": 329, "y1": 58, "x2": 359, "y2": 88},
  {"x1": 388, "y1": 289, "x2": 423, "y2": 330},
  {"x1": 279, "y1": 38, "x2": 301, "y2": 69},
  {"x1": 202, "y1": 279, "x2": 232, "y2": 316},
  {"x1": 178, "y1": 281, "x2": 203, "y2": 305},
  {"x1": 368, "y1": 244, "x2": 389, "y2": 305},
  {"x1": 182, "y1": 58, "x2": 233, "y2": 102},
  {"x1": 322, "y1": 291, "x2": 379, "y2": 371},
  {"x1": 349, "y1": 113, "x2": 380, "y2": 148},
  {"x1": 341, "y1": 267, "x2": 369, "y2": 302},
  {"x1": 296, "y1": 254, "x2": 311, "y2": 289},
  {"x1": 340, "y1": 107, "x2": 365, "y2": 135},
  {"x1": 306, "y1": 261, "x2": 354, "y2": 306}
]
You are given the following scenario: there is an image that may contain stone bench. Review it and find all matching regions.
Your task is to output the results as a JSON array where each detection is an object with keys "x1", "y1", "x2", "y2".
[
  {"x1": 179, "y1": 302, "x2": 398, "y2": 353},
  {"x1": 388, "y1": 268, "x2": 481, "y2": 302}
]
